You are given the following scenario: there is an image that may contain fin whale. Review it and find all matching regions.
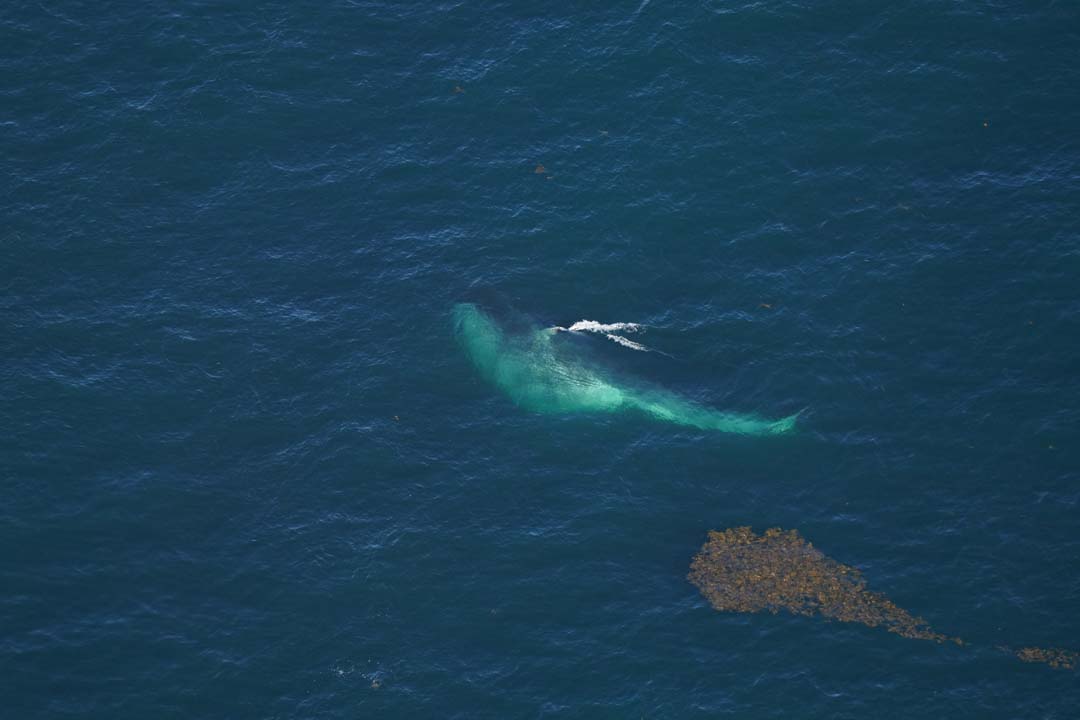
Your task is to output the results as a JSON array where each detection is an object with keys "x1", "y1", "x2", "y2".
[{"x1": 452, "y1": 303, "x2": 799, "y2": 435}]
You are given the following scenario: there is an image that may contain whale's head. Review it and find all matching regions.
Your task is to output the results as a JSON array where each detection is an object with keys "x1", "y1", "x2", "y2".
[{"x1": 452, "y1": 302, "x2": 628, "y2": 414}]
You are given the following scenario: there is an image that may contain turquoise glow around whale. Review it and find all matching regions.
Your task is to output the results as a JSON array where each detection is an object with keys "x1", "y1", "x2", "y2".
[{"x1": 452, "y1": 303, "x2": 798, "y2": 435}]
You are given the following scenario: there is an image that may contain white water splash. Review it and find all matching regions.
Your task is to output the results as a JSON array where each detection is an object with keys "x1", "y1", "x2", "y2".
[
  {"x1": 601, "y1": 333, "x2": 651, "y2": 351},
  {"x1": 554, "y1": 318, "x2": 655, "y2": 352},
  {"x1": 566, "y1": 319, "x2": 644, "y2": 334}
]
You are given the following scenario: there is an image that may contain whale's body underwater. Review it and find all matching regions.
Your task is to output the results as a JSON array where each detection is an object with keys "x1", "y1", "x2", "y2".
[{"x1": 452, "y1": 303, "x2": 798, "y2": 435}]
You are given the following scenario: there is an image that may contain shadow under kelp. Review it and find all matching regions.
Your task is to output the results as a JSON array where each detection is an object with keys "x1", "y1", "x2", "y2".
[
  {"x1": 688, "y1": 527, "x2": 1076, "y2": 671},
  {"x1": 452, "y1": 302, "x2": 799, "y2": 436}
]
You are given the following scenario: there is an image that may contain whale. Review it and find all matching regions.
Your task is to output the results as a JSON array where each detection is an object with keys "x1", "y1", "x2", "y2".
[{"x1": 452, "y1": 302, "x2": 799, "y2": 435}]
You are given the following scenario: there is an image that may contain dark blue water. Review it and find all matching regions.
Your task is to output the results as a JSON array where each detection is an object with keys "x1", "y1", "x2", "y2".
[{"x1": 4, "y1": 2, "x2": 1079, "y2": 717}]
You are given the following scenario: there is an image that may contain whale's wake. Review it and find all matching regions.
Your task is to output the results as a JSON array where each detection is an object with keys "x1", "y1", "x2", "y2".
[{"x1": 453, "y1": 303, "x2": 798, "y2": 435}]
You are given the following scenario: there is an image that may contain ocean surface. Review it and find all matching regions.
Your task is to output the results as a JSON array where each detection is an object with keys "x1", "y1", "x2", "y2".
[{"x1": 4, "y1": 1, "x2": 1079, "y2": 717}]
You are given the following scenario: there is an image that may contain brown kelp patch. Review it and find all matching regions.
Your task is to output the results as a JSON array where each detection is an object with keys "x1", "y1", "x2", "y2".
[
  {"x1": 689, "y1": 527, "x2": 1074, "y2": 670},
  {"x1": 688, "y1": 527, "x2": 955, "y2": 642},
  {"x1": 1013, "y1": 647, "x2": 1077, "y2": 670}
]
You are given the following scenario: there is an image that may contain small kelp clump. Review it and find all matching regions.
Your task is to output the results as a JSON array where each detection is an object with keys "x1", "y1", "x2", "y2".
[
  {"x1": 1014, "y1": 647, "x2": 1078, "y2": 670},
  {"x1": 688, "y1": 527, "x2": 954, "y2": 643},
  {"x1": 689, "y1": 527, "x2": 1077, "y2": 670}
]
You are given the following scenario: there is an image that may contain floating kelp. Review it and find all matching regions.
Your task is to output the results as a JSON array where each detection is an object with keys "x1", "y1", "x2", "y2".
[
  {"x1": 1013, "y1": 647, "x2": 1077, "y2": 670},
  {"x1": 689, "y1": 527, "x2": 955, "y2": 643},
  {"x1": 689, "y1": 527, "x2": 1074, "y2": 670}
]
